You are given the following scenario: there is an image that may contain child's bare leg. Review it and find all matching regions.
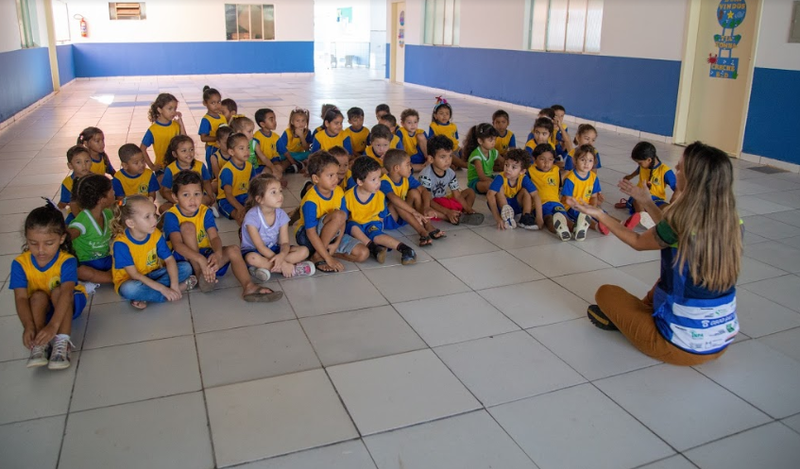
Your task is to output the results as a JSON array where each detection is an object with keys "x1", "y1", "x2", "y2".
[
  {"x1": 335, "y1": 243, "x2": 370, "y2": 263},
  {"x1": 283, "y1": 245, "x2": 310, "y2": 264},
  {"x1": 397, "y1": 207, "x2": 427, "y2": 238},
  {"x1": 476, "y1": 179, "x2": 492, "y2": 194},
  {"x1": 373, "y1": 233, "x2": 401, "y2": 250},
  {"x1": 179, "y1": 223, "x2": 214, "y2": 283},
  {"x1": 461, "y1": 188, "x2": 477, "y2": 210},
  {"x1": 518, "y1": 191, "x2": 532, "y2": 214},
  {"x1": 77, "y1": 266, "x2": 112, "y2": 284},
  {"x1": 545, "y1": 215, "x2": 556, "y2": 234},
  {"x1": 222, "y1": 245, "x2": 277, "y2": 296},
  {"x1": 348, "y1": 225, "x2": 371, "y2": 246},
  {"x1": 28, "y1": 290, "x2": 50, "y2": 336},
  {"x1": 244, "y1": 252, "x2": 273, "y2": 269},
  {"x1": 202, "y1": 194, "x2": 215, "y2": 206},
  {"x1": 49, "y1": 286, "x2": 73, "y2": 335}
]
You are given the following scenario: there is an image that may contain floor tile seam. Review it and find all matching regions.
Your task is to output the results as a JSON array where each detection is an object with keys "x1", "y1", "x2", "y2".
[
  {"x1": 436, "y1": 255, "x2": 549, "y2": 292},
  {"x1": 738, "y1": 277, "x2": 800, "y2": 313},
  {"x1": 187, "y1": 292, "x2": 221, "y2": 468},
  {"x1": 690, "y1": 362, "x2": 788, "y2": 420},
  {"x1": 747, "y1": 324, "x2": 800, "y2": 342},
  {"x1": 672, "y1": 419, "x2": 781, "y2": 456},
  {"x1": 779, "y1": 418, "x2": 800, "y2": 437},
  {"x1": 630, "y1": 455, "x2": 700, "y2": 469}
]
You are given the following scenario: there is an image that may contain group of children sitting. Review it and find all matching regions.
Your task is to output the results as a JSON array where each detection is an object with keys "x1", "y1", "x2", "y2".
[{"x1": 11, "y1": 88, "x2": 677, "y2": 371}]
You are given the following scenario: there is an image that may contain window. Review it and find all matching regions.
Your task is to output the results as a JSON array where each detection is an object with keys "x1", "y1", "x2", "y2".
[
  {"x1": 529, "y1": 0, "x2": 603, "y2": 53},
  {"x1": 225, "y1": 4, "x2": 275, "y2": 40},
  {"x1": 423, "y1": 0, "x2": 460, "y2": 46},
  {"x1": 53, "y1": 0, "x2": 71, "y2": 43},
  {"x1": 109, "y1": 2, "x2": 146, "y2": 20},
  {"x1": 15, "y1": 0, "x2": 40, "y2": 48}
]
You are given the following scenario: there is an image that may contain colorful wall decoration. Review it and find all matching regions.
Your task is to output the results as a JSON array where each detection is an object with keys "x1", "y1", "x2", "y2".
[{"x1": 709, "y1": 0, "x2": 747, "y2": 79}]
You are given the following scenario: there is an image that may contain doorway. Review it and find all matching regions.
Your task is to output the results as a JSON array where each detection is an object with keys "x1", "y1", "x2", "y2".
[
  {"x1": 390, "y1": 2, "x2": 406, "y2": 83},
  {"x1": 674, "y1": 0, "x2": 761, "y2": 156}
]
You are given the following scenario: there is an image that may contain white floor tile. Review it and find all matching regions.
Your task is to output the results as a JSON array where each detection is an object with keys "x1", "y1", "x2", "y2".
[
  {"x1": 783, "y1": 413, "x2": 800, "y2": 434},
  {"x1": 435, "y1": 331, "x2": 585, "y2": 406},
  {"x1": 735, "y1": 290, "x2": 800, "y2": 338},
  {"x1": 189, "y1": 285, "x2": 295, "y2": 333},
  {"x1": 759, "y1": 327, "x2": 800, "y2": 363},
  {"x1": 362, "y1": 262, "x2": 470, "y2": 303},
  {"x1": 478, "y1": 279, "x2": 587, "y2": 328},
  {"x1": 440, "y1": 250, "x2": 543, "y2": 290},
  {"x1": 196, "y1": 320, "x2": 320, "y2": 388},
  {"x1": 83, "y1": 298, "x2": 193, "y2": 349},
  {"x1": 508, "y1": 242, "x2": 611, "y2": 277},
  {"x1": 695, "y1": 340, "x2": 800, "y2": 419},
  {"x1": 595, "y1": 365, "x2": 770, "y2": 451},
  {"x1": 71, "y1": 336, "x2": 201, "y2": 411},
  {"x1": 573, "y1": 235, "x2": 661, "y2": 267},
  {"x1": 280, "y1": 271, "x2": 387, "y2": 317},
  {"x1": 473, "y1": 225, "x2": 562, "y2": 250},
  {"x1": 490, "y1": 384, "x2": 674, "y2": 469},
  {"x1": 741, "y1": 215, "x2": 800, "y2": 240},
  {"x1": 553, "y1": 267, "x2": 651, "y2": 304},
  {"x1": 529, "y1": 318, "x2": 660, "y2": 380},
  {"x1": 205, "y1": 369, "x2": 357, "y2": 467},
  {"x1": 235, "y1": 440, "x2": 377, "y2": 469},
  {"x1": 637, "y1": 455, "x2": 698, "y2": 469},
  {"x1": 364, "y1": 411, "x2": 538, "y2": 469},
  {"x1": 0, "y1": 415, "x2": 65, "y2": 469},
  {"x1": 0, "y1": 356, "x2": 78, "y2": 425},
  {"x1": 327, "y1": 349, "x2": 480, "y2": 435},
  {"x1": 742, "y1": 275, "x2": 800, "y2": 312},
  {"x1": 684, "y1": 422, "x2": 800, "y2": 469},
  {"x1": 59, "y1": 393, "x2": 213, "y2": 469},
  {"x1": 737, "y1": 255, "x2": 790, "y2": 285},
  {"x1": 422, "y1": 229, "x2": 501, "y2": 260},
  {"x1": 394, "y1": 291, "x2": 519, "y2": 347}
]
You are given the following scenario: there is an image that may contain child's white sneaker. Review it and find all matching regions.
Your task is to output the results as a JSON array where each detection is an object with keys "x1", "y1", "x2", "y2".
[
  {"x1": 248, "y1": 266, "x2": 271, "y2": 283},
  {"x1": 573, "y1": 213, "x2": 590, "y2": 241},
  {"x1": 27, "y1": 344, "x2": 50, "y2": 368},
  {"x1": 210, "y1": 206, "x2": 220, "y2": 218},
  {"x1": 79, "y1": 281, "x2": 100, "y2": 295},
  {"x1": 48, "y1": 335, "x2": 73, "y2": 370},
  {"x1": 292, "y1": 261, "x2": 316, "y2": 277},
  {"x1": 501, "y1": 205, "x2": 517, "y2": 229},
  {"x1": 640, "y1": 211, "x2": 656, "y2": 229},
  {"x1": 553, "y1": 212, "x2": 571, "y2": 241}
]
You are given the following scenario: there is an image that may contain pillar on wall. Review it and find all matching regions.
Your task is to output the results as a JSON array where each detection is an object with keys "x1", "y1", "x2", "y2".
[{"x1": 43, "y1": 0, "x2": 61, "y2": 91}]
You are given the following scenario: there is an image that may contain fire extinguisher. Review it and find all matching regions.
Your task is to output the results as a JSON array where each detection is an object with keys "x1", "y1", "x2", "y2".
[{"x1": 76, "y1": 15, "x2": 88, "y2": 38}]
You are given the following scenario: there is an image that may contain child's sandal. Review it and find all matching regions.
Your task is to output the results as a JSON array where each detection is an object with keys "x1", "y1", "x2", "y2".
[
  {"x1": 429, "y1": 229, "x2": 446, "y2": 239},
  {"x1": 418, "y1": 235, "x2": 432, "y2": 247},
  {"x1": 130, "y1": 300, "x2": 147, "y2": 310},
  {"x1": 315, "y1": 260, "x2": 337, "y2": 273}
]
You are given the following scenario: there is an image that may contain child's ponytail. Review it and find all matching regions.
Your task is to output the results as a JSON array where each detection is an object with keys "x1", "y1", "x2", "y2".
[
  {"x1": 573, "y1": 124, "x2": 597, "y2": 145},
  {"x1": 111, "y1": 195, "x2": 149, "y2": 239},
  {"x1": 462, "y1": 123, "x2": 499, "y2": 160}
]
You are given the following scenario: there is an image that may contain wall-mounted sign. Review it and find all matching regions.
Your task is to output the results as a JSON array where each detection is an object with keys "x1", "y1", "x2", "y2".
[{"x1": 710, "y1": 0, "x2": 746, "y2": 79}]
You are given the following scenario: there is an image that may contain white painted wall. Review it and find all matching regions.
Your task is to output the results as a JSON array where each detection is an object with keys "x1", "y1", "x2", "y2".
[
  {"x1": 395, "y1": 0, "x2": 689, "y2": 61},
  {"x1": 753, "y1": 0, "x2": 800, "y2": 71},
  {"x1": 0, "y1": 0, "x2": 22, "y2": 53},
  {"x1": 65, "y1": 0, "x2": 313, "y2": 43}
]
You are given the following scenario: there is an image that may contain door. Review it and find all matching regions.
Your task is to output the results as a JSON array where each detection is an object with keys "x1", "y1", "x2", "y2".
[
  {"x1": 390, "y1": 2, "x2": 406, "y2": 83},
  {"x1": 677, "y1": 0, "x2": 759, "y2": 155}
]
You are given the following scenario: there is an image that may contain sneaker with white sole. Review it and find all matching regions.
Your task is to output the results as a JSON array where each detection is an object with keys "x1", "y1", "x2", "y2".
[
  {"x1": 501, "y1": 204, "x2": 517, "y2": 229},
  {"x1": 292, "y1": 261, "x2": 316, "y2": 277},
  {"x1": 248, "y1": 266, "x2": 271, "y2": 283},
  {"x1": 553, "y1": 212, "x2": 571, "y2": 241},
  {"x1": 518, "y1": 213, "x2": 538, "y2": 230},
  {"x1": 27, "y1": 344, "x2": 50, "y2": 368},
  {"x1": 639, "y1": 211, "x2": 656, "y2": 229},
  {"x1": 573, "y1": 213, "x2": 590, "y2": 241},
  {"x1": 48, "y1": 335, "x2": 74, "y2": 370}
]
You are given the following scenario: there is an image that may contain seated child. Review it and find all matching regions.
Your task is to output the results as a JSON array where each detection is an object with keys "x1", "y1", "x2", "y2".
[
  {"x1": 311, "y1": 108, "x2": 354, "y2": 155},
  {"x1": 563, "y1": 124, "x2": 600, "y2": 173},
  {"x1": 330, "y1": 146, "x2": 352, "y2": 191},
  {"x1": 378, "y1": 113, "x2": 403, "y2": 150},
  {"x1": 492, "y1": 109, "x2": 516, "y2": 158},
  {"x1": 217, "y1": 133, "x2": 256, "y2": 223},
  {"x1": 277, "y1": 108, "x2": 312, "y2": 174},
  {"x1": 111, "y1": 195, "x2": 195, "y2": 310},
  {"x1": 159, "y1": 135, "x2": 216, "y2": 214},
  {"x1": 381, "y1": 149, "x2": 444, "y2": 246},
  {"x1": 209, "y1": 125, "x2": 234, "y2": 193},
  {"x1": 398, "y1": 109, "x2": 428, "y2": 172},
  {"x1": 528, "y1": 143, "x2": 572, "y2": 241},
  {"x1": 68, "y1": 174, "x2": 116, "y2": 285},
  {"x1": 220, "y1": 98, "x2": 241, "y2": 123},
  {"x1": 621, "y1": 141, "x2": 676, "y2": 230},
  {"x1": 487, "y1": 149, "x2": 543, "y2": 231},
  {"x1": 241, "y1": 173, "x2": 315, "y2": 280},
  {"x1": 58, "y1": 145, "x2": 93, "y2": 224},
  {"x1": 112, "y1": 143, "x2": 159, "y2": 202},
  {"x1": 418, "y1": 135, "x2": 484, "y2": 225},
  {"x1": 10, "y1": 202, "x2": 87, "y2": 369},
  {"x1": 375, "y1": 103, "x2": 391, "y2": 123},
  {"x1": 230, "y1": 116, "x2": 279, "y2": 177},
  {"x1": 562, "y1": 144, "x2": 610, "y2": 240},
  {"x1": 253, "y1": 108, "x2": 283, "y2": 178},
  {"x1": 295, "y1": 152, "x2": 369, "y2": 272},
  {"x1": 428, "y1": 97, "x2": 464, "y2": 168},
  {"x1": 464, "y1": 123, "x2": 500, "y2": 195},
  {"x1": 524, "y1": 117, "x2": 556, "y2": 163},
  {"x1": 551, "y1": 104, "x2": 570, "y2": 161},
  {"x1": 365, "y1": 124, "x2": 394, "y2": 169},
  {"x1": 311, "y1": 104, "x2": 338, "y2": 138},
  {"x1": 345, "y1": 156, "x2": 417, "y2": 265},
  {"x1": 344, "y1": 107, "x2": 369, "y2": 156},
  {"x1": 163, "y1": 170, "x2": 282, "y2": 301},
  {"x1": 77, "y1": 127, "x2": 116, "y2": 176}
]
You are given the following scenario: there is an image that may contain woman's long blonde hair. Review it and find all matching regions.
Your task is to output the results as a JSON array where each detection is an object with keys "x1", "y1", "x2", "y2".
[{"x1": 664, "y1": 142, "x2": 740, "y2": 292}]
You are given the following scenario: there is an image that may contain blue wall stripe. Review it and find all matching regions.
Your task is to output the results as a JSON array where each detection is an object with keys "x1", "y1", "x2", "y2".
[
  {"x1": 57, "y1": 44, "x2": 75, "y2": 86},
  {"x1": 404, "y1": 45, "x2": 681, "y2": 137},
  {"x1": 73, "y1": 41, "x2": 314, "y2": 77},
  {"x1": 743, "y1": 67, "x2": 800, "y2": 165},
  {"x1": 0, "y1": 47, "x2": 53, "y2": 123}
]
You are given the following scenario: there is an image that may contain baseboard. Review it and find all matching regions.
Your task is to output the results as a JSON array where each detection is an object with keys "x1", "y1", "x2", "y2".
[{"x1": 0, "y1": 80, "x2": 76, "y2": 132}]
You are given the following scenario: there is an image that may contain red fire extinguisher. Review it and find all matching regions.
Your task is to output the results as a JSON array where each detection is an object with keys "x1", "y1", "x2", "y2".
[{"x1": 79, "y1": 16, "x2": 88, "y2": 37}]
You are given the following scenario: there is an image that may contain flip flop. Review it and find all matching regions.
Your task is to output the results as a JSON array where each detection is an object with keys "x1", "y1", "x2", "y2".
[
  {"x1": 614, "y1": 198, "x2": 628, "y2": 209},
  {"x1": 315, "y1": 260, "x2": 337, "y2": 273},
  {"x1": 429, "y1": 229, "x2": 446, "y2": 239},
  {"x1": 130, "y1": 300, "x2": 147, "y2": 310},
  {"x1": 243, "y1": 288, "x2": 284, "y2": 303},
  {"x1": 418, "y1": 235, "x2": 432, "y2": 247}
]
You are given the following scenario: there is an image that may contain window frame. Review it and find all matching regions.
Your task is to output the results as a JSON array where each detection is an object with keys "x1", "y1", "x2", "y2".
[
  {"x1": 528, "y1": 0, "x2": 603, "y2": 54},
  {"x1": 225, "y1": 3, "x2": 275, "y2": 41},
  {"x1": 15, "y1": 0, "x2": 40, "y2": 49},
  {"x1": 108, "y1": 2, "x2": 147, "y2": 21},
  {"x1": 423, "y1": 0, "x2": 460, "y2": 47}
]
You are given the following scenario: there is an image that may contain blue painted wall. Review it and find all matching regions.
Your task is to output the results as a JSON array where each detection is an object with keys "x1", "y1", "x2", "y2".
[
  {"x1": 743, "y1": 67, "x2": 800, "y2": 165},
  {"x1": 57, "y1": 44, "x2": 75, "y2": 86},
  {"x1": 385, "y1": 43, "x2": 390, "y2": 79},
  {"x1": 404, "y1": 45, "x2": 681, "y2": 137},
  {"x1": 73, "y1": 41, "x2": 314, "y2": 77},
  {"x1": 0, "y1": 48, "x2": 53, "y2": 122}
]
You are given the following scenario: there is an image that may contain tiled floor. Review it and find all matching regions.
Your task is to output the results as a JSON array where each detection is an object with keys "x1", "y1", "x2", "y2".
[{"x1": 1, "y1": 69, "x2": 800, "y2": 469}]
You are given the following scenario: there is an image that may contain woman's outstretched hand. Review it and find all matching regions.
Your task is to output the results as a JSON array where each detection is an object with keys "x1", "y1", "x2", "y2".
[
  {"x1": 618, "y1": 179, "x2": 651, "y2": 204},
  {"x1": 567, "y1": 197, "x2": 604, "y2": 219}
]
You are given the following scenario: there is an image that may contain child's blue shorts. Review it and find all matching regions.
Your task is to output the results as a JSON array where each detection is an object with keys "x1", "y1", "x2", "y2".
[
  {"x1": 46, "y1": 288, "x2": 87, "y2": 321},
  {"x1": 346, "y1": 220, "x2": 385, "y2": 241},
  {"x1": 542, "y1": 201, "x2": 567, "y2": 218}
]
